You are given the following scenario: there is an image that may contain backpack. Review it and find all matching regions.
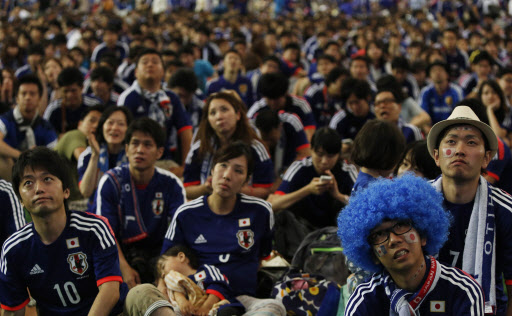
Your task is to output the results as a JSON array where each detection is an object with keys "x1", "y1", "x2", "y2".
[{"x1": 291, "y1": 226, "x2": 349, "y2": 286}]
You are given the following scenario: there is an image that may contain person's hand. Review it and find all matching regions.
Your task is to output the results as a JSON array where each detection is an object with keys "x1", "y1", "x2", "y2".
[
  {"x1": 193, "y1": 306, "x2": 211, "y2": 316},
  {"x1": 120, "y1": 263, "x2": 141, "y2": 289},
  {"x1": 486, "y1": 99, "x2": 500, "y2": 111},
  {"x1": 36, "y1": 65, "x2": 47, "y2": 85},
  {"x1": 307, "y1": 177, "x2": 331, "y2": 195},
  {"x1": 87, "y1": 133, "x2": 100, "y2": 156},
  {"x1": 177, "y1": 299, "x2": 194, "y2": 316}
]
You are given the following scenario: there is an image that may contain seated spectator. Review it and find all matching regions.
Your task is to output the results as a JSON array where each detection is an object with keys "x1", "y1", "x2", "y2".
[
  {"x1": 85, "y1": 66, "x2": 119, "y2": 107},
  {"x1": 0, "y1": 179, "x2": 25, "y2": 247},
  {"x1": 118, "y1": 48, "x2": 193, "y2": 175},
  {"x1": 42, "y1": 57, "x2": 63, "y2": 106},
  {"x1": 77, "y1": 106, "x2": 133, "y2": 208},
  {"x1": 497, "y1": 67, "x2": 512, "y2": 107},
  {"x1": 268, "y1": 127, "x2": 355, "y2": 228},
  {"x1": 460, "y1": 50, "x2": 494, "y2": 97},
  {"x1": 339, "y1": 175, "x2": 484, "y2": 315},
  {"x1": 477, "y1": 79, "x2": 512, "y2": 146},
  {"x1": 43, "y1": 67, "x2": 102, "y2": 135},
  {"x1": 366, "y1": 40, "x2": 387, "y2": 83},
  {"x1": 255, "y1": 108, "x2": 310, "y2": 177},
  {"x1": 168, "y1": 68, "x2": 205, "y2": 131},
  {"x1": 95, "y1": 118, "x2": 186, "y2": 287},
  {"x1": 162, "y1": 141, "x2": 286, "y2": 316},
  {"x1": 249, "y1": 72, "x2": 316, "y2": 141},
  {"x1": 293, "y1": 54, "x2": 337, "y2": 96},
  {"x1": 351, "y1": 120, "x2": 405, "y2": 193},
  {"x1": 55, "y1": 105, "x2": 103, "y2": 209},
  {"x1": 349, "y1": 55, "x2": 377, "y2": 93},
  {"x1": 329, "y1": 78, "x2": 375, "y2": 155},
  {"x1": 14, "y1": 44, "x2": 44, "y2": 79},
  {"x1": 184, "y1": 91, "x2": 274, "y2": 200},
  {"x1": 419, "y1": 61, "x2": 464, "y2": 126},
  {"x1": 304, "y1": 67, "x2": 348, "y2": 127},
  {"x1": 390, "y1": 56, "x2": 419, "y2": 100},
  {"x1": 374, "y1": 88, "x2": 423, "y2": 144},
  {"x1": 247, "y1": 55, "x2": 281, "y2": 101},
  {"x1": 90, "y1": 23, "x2": 129, "y2": 69},
  {"x1": 179, "y1": 44, "x2": 215, "y2": 93},
  {"x1": 395, "y1": 140, "x2": 441, "y2": 179},
  {"x1": 156, "y1": 245, "x2": 244, "y2": 316},
  {"x1": 441, "y1": 28, "x2": 470, "y2": 81},
  {"x1": 0, "y1": 75, "x2": 57, "y2": 181},
  {"x1": 206, "y1": 49, "x2": 254, "y2": 107}
]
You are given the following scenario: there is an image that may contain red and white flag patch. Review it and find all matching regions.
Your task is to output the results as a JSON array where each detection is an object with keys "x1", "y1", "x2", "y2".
[
  {"x1": 194, "y1": 271, "x2": 206, "y2": 282},
  {"x1": 404, "y1": 231, "x2": 418, "y2": 243},
  {"x1": 239, "y1": 218, "x2": 250, "y2": 227},
  {"x1": 430, "y1": 301, "x2": 445, "y2": 312},
  {"x1": 66, "y1": 237, "x2": 79, "y2": 249}
]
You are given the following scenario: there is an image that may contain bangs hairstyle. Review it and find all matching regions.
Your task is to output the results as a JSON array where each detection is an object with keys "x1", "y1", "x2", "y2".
[
  {"x1": 351, "y1": 120, "x2": 405, "y2": 170},
  {"x1": 212, "y1": 141, "x2": 254, "y2": 181},
  {"x1": 311, "y1": 127, "x2": 341, "y2": 154},
  {"x1": 12, "y1": 147, "x2": 71, "y2": 199},
  {"x1": 337, "y1": 174, "x2": 450, "y2": 272},
  {"x1": 395, "y1": 140, "x2": 441, "y2": 180},
  {"x1": 196, "y1": 91, "x2": 260, "y2": 161},
  {"x1": 95, "y1": 106, "x2": 134, "y2": 145},
  {"x1": 125, "y1": 117, "x2": 166, "y2": 148}
]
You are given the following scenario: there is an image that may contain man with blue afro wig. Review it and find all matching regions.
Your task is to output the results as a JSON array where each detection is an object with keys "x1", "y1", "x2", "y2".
[{"x1": 339, "y1": 174, "x2": 485, "y2": 315}]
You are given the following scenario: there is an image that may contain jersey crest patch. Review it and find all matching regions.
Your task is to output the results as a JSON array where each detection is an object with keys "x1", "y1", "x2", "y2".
[
  {"x1": 152, "y1": 198, "x2": 164, "y2": 216},
  {"x1": 237, "y1": 229, "x2": 254, "y2": 250},
  {"x1": 67, "y1": 252, "x2": 89, "y2": 276},
  {"x1": 238, "y1": 84, "x2": 248, "y2": 95}
]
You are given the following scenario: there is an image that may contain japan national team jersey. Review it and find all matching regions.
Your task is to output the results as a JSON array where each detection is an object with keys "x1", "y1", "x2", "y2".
[
  {"x1": 248, "y1": 96, "x2": 317, "y2": 131},
  {"x1": 0, "y1": 108, "x2": 57, "y2": 150},
  {"x1": 0, "y1": 180, "x2": 25, "y2": 247},
  {"x1": 0, "y1": 211, "x2": 127, "y2": 315},
  {"x1": 304, "y1": 82, "x2": 344, "y2": 127},
  {"x1": 329, "y1": 109, "x2": 375, "y2": 141},
  {"x1": 345, "y1": 258, "x2": 484, "y2": 315},
  {"x1": 418, "y1": 83, "x2": 464, "y2": 124},
  {"x1": 162, "y1": 194, "x2": 274, "y2": 296},
  {"x1": 206, "y1": 75, "x2": 255, "y2": 107}
]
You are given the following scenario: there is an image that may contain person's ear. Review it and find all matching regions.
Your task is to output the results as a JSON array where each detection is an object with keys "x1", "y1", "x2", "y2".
[{"x1": 433, "y1": 149, "x2": 440, "y2": 167}]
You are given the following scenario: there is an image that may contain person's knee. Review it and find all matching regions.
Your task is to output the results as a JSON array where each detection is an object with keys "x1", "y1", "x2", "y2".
[{"x1": 124, "y1": 284, "x2": 174, "y2": 316}]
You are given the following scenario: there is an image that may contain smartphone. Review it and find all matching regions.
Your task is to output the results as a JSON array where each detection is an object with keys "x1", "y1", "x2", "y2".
[{"x1": 320, "y1": 175, "x2": 332, "y2": 182}]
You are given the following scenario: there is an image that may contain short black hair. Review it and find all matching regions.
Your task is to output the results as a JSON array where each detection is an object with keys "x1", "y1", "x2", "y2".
[
  {"x1": 325, "y1": 67, "x2": 349, "y2": 87},
  {"x1": 17, "y1": 74, "x2": 43, "y2": 97},
  {"x1": 255, "y1": 109, "x2": 280, "y2": 133},
  {"x1": 258, "y1": 73, "x2": 289, "y2": 98},
  {"x1": 391, "y1": 56, "x2": 410, "y2": 71},
  {"x1": 79, "y1": 105, "x2": 104, "y2": 121},
  {"x1": 12, "y1": 147, "x2": 71, "y2": 199},
  {"x1": 136, "y1": 48, "x2": 163, "y2": 67},
  {"x1": 27, "y1": 44, "x2": 44, "y2": 56},
  {"x1": 376, "y1": 75, "x2": 406, "y2": 103},
  {"x1": 340, "y1": 77, "x2": 372, "y2": 102},
  {"x1": 224, "y1": 49, "x2": 242, "y2": 59},
  {"x1": 351, "y1": 120, "x2": 405, "y2": 170},
  {"x1": 57, "y1": 67, "x2": 84, "y2": 87},
  {"x1": 99, "y1": 52, "x2": 120, "y2": 70},
  {"x1": 311, "y1": 127, "x2": 341, "y2": 154},
  {"x1": 163, "y1": 244, "x2": 200, "y2": 269},
  {"x1": 212, "y1": 141, "x2": 254, "y2": 181},
  {"x1": 262, "y1": 55, "x2": 280, "y2": 65},
  {"x1": 470, "y1": 50, "x2": 494, "y2": 65},
  {"x1": 95, "y1": 106, "x2": 134, "y2": 145},
  {"x1": 497, "y1": 66, "x2": 512, "y2": 78},
  {"x1": 316, "y1": 54, "x2": 336, "y2": 64},
  {"x1": 90, "y1": 66, "x2": 114, "y2": 85},
  {"x1": 350, "y1": 55, "x2": 370, "y2": 68},
  {"x1": 125, "y1": 117, "x2": 166, "y2": 148},
  {"x1": 168, "y1": 68, "x2": 198, "y2": 93}
]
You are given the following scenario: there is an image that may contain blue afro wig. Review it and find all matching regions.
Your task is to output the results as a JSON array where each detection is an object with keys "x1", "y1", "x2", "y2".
[{"x1": 337, "y1": 174, "x2": 451, "y2": 273}]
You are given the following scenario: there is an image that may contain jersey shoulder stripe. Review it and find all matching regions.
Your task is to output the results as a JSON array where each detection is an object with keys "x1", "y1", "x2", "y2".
[
  {"x1": 329, "y1": 110, "x2": 347, "y2": 127},
  {"x1": 70, "y1": 212, "x2": 116, "y2": 249},
  {"x1": 1, "y1": 225, "x2": 34, "y2": 274},
  {"x1": 251, "y1": 139, "x2": 271, "y2": 161},
  {"x1": 0, "y1": 181, "x2": 24, "y2": 230},
  {"x1": 166, "y1": 197, "x2": 205, "y2": 240},
  {"x1": 282, "y1": 157, "x2": 312, "y2": 181}
]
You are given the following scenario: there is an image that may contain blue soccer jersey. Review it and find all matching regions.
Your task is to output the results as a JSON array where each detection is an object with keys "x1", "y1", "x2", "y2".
[
  {"x1": 95, "y1": 164, "x2": 186, "y2": 247},
  {"x1": 117, "y1": 80, "x2": 192, "y2": 157},
  {"x1": 162, "y1": 194, "x2": 274, "y2": 296},
  {"x1": 304, "y1": 82, "x2": 344, "y2": 127},
  {"x1": 183, "y1": 139, "x2": 274, "y2": 189},
  {"x1": 248, "y1": 96, "x2": 317, "y2": 131},
  {"x1": 345, "y1": 258, "x2": 484, "y2": 315},
  {"x1": 0, "y1": 211, "x2": 128, "y2": 315},
  {"x1": 0, "y1": 108, "x2": 57, "y2": 150},
  {"x1": 328, "y1": 109, "x2": 375, "y2": 141},
  {"x1": 206, "y1": 75, "x2": 254, "y2": 108},
  {"x1": 398, "y1": 119, "x2": 424, "y2": 144},
  {"x1": 418, "y1": 83, "x2": 464, "y2": 124},
  {"x1": 276, "y1": 157, "x2": 357, "y2": 227},
  {"x1": 0, "y1": 180, "x2": 25, "y2": 247},
  {"x1": 43, "y1": 96, "x2": 103, "y2": 133},
  {"x1": 272, "y1": 111, "x2": 310, "y2": 174},
  {"x1": 487, "y1": 137, "x2": 512, "y2": 194},
  {"x1": 189, "y1": 264, "x2": 234, "y2": 301},
  {"x1": 90, "y1": 42, "x2": 129, "y2": 64}
]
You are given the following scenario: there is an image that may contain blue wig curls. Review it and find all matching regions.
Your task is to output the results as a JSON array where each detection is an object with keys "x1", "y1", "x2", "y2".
[{"x1": 337, "y1": 174, "x2": 451, "y2": 272}]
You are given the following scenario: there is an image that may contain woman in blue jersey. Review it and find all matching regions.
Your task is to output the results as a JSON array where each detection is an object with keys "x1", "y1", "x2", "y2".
[
  {"x1": 478, "y1": 79, "x2": 512, "y2": 146},
  {"x1": 163, "y1": 141, "x2": 285, "y2": 316},
  {"x1": 77, "y1": 105, "x2": 133, "y2": 209},
  {"x1": 183, "y1": 91, "x2": 274, "y2": 200}
]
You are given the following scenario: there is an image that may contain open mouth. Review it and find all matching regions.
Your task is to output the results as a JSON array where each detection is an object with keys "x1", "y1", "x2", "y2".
[{"x1": 394, "y1": 249, "x2": 409, "y2": 259}]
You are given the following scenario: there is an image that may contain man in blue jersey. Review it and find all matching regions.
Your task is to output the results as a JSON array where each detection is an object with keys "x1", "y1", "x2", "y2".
[
  {"x1": 206, "y1": 50, "x2": 254, "y2": 107},
  {"x1": 162, "y1": 141, "x2": 285, "y2": 316},
  {"x1": 427, "y1": 105, "x2": 512, "y2": 315},
  {"x1": 338, "y1": 175, "x2": 485, "y2": 315},
  {"x1": 95, "y1": 117, "x2": 186, "y2": 288},
  {"x1": 0, "y1": 179, "x2": 25, "y2": 247},
  {"x1": 90, "y1": 23, "x2": 129, "y2": 69},
  {"x1": 0, "y1": 75, "x2": 57, "y2": 181},
  {"x1": 374, "y1": 88, "x2": 423, "y2": 144},
  {"x1": 419, "y1": 61, "x2": 464, "y2": 126},
  {"x1": 0, "y1": 147, "x2": 128, "y2": 315},
  {"x1": 117, "y1": 48, "x2": 193, "y2": 175}
]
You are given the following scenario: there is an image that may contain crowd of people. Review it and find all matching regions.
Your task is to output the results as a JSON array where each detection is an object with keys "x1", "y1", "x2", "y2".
[{"x1": 0, "y1": 0, "x2": 512, "y2": 315}]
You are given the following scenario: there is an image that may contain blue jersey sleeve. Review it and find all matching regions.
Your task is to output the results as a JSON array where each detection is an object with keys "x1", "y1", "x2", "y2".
[
  {"x1": 0, "y1": 238, "x2": 30, "y2": 311},
  {"x1": 168, "y1": 92, "x2": 193, "y2": 132},
  {"x1": 275, "y1": 161, "x2": 306, "y2": 195},
  {"x1": 250, "y1": 143, "x2": 274, "y2": 188},
  {"x1": 0, "y1": 181, "x2": 25, "y2": 246},
  {"x1": 161, "y1": 207, "x2": 188, "y2": 254},
  {"x1": 94, "y1": 173, "x2": 121, "y2": 236},
  {"x1": 77, "y1": 147, "x2": 92, "y2": 183},
  {"x1": 198, "y1": 264, "x2": 232, "y2": 301},
  {"x1": 261, "y1": 206, "x2": 274, "y2": 259},
  {"x1": 183, "y1": 142, "x2": 202, "y2": 187}
]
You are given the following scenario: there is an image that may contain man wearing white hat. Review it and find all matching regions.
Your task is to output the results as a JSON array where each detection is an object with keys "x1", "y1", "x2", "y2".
[{"x1": 427, "y1": 105, "x2": 512, "y2": 315}]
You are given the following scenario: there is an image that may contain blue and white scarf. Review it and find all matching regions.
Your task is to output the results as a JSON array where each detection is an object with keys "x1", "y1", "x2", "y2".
[{"x1": 433, "y1": 176, "x2": 496, "y2": 313}]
